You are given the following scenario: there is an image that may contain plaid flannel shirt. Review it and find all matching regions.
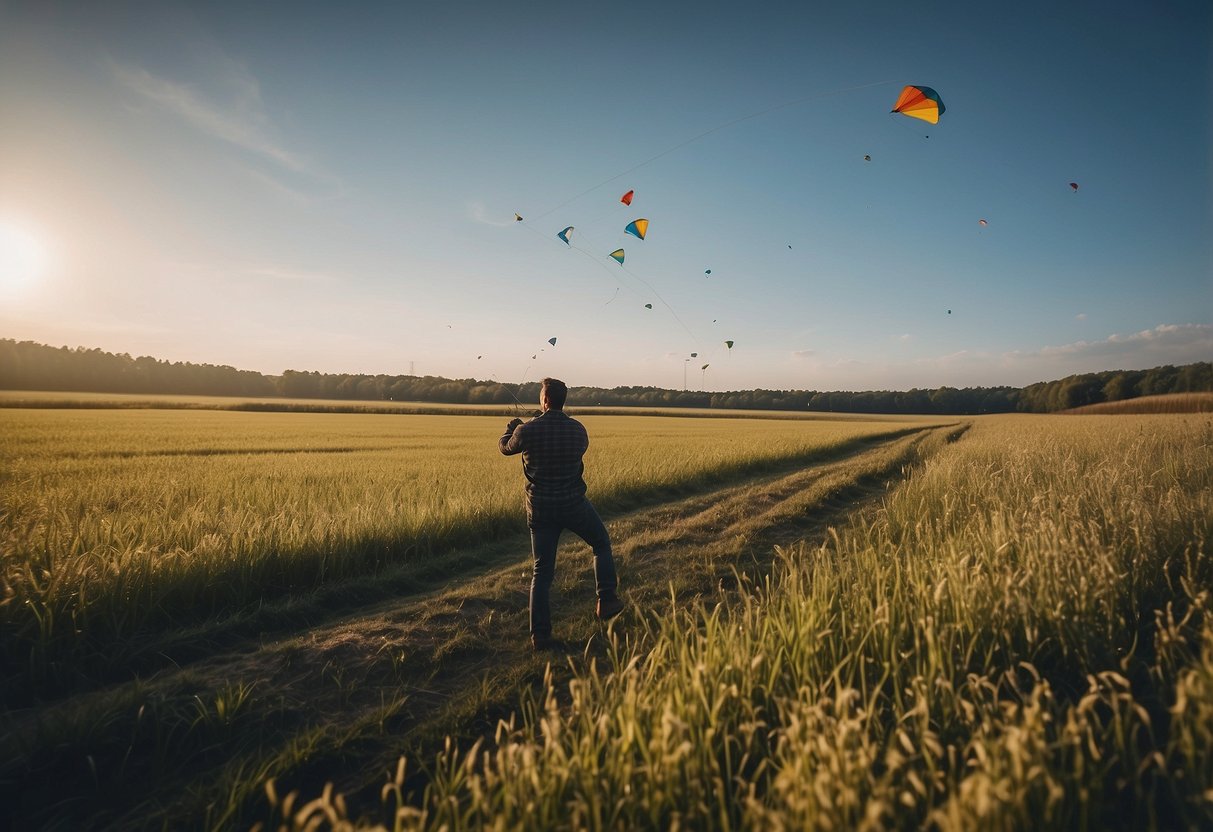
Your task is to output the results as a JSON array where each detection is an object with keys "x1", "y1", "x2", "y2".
[{"x1": 499, "y1": 410, "x2": 589, "y2": 520}]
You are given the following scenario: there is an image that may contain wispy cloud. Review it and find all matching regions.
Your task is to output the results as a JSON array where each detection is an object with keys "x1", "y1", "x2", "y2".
[
  {"x1": 1075, "y1": 312, "x2": 1087, "y2": 321},
  {"x1": 112, "y1": 61, "x2": 311, "y2": 174},
  {"x1": 788, "y1": 324, "x2": 1210, "y2": 391},
  {"x1": 163, "y1": 260, "x2": 338, "y2": 284},
  {"x1": 240, "y1": 265, "x2": 336, "y2": 283},
  {"x1": 1018, "y1": 323, "x2": 1213, "y2": 362},
  {"x1": 790, "y1": 349, "x2": 816, "y2": 358},
  {"x1": 468, "y1": 201, "x2": 519, "y2": 228}
]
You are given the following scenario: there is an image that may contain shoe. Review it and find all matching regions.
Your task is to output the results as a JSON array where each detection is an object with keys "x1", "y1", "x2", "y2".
[
  {"x1": 531, "y1": 634, "x2": 555, "y2": 651},
  {"x1": 596, "y1": 596, "x2": 624, "y2": 622}
]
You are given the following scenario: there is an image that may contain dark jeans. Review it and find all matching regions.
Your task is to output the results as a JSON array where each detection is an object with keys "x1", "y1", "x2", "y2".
[{"x1": 528, "y1": 499, "x2": 617, "y2": 638}]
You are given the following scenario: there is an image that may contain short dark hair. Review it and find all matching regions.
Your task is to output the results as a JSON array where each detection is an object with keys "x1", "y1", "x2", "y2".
[{"x1": 542, "y1": 377, "x2": 568, "y2": 410}]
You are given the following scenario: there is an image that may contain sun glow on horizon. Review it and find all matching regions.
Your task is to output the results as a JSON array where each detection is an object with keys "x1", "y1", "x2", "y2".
[{"x1": 0, "y1": 219, "x2": 51, "y2": 292}]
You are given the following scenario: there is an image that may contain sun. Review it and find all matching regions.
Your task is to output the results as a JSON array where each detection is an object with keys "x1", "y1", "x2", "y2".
[{"x1": 0, "y1": 219, "x2": 49, "y2": 289}]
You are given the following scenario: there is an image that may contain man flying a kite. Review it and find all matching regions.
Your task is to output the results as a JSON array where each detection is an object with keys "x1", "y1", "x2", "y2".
[{"x1": 499, "y1": 377, "x2": 624, "y2": 649}]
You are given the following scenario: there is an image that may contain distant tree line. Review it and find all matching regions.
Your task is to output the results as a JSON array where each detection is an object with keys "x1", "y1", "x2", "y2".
[
  {"x1": 0, "y1": 340, "x2": 275, "y2": 397},
  {"x1": 2, "y1": 339, "x2": 1209, "y2": 415},
  {"x1": 1015, "y1": 363, "x2": 1213, "y2": 412}
]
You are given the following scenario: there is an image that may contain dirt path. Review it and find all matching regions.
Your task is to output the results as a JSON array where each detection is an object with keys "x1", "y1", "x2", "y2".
[{"x1": 3, "y1": 424, "x2": 965, "y2": 830}]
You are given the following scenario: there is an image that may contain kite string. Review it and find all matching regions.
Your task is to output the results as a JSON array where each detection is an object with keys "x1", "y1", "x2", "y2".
[
  {"x1": 520, "y1": 219, "x2": 700, "y2": 344},
  {"x1": 568, "y1": 235, "x2": 701, "y2": 345},
  {"x1": 529, "y1": 78, "x2": 900, "y2": 223},
  {"x1": 490, "y1": 374, "x2": 528, "y2": 415},
  {"x1": 616, "y1": 261, "x2": 699, "y2": 344}
]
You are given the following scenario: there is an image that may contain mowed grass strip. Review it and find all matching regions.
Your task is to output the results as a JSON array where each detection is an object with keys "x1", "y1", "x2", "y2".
[
  {"x1": 0, "y1": 408, "x2": 937, "y2": 699},
  {"x1": 285, "y1": 414, "x2": 1212, "y2": 831}
]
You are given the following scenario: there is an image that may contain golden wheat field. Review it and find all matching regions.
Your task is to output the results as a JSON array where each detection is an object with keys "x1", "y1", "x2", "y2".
[
  {"x1": 278, "y1": 413, "x2": 1213, "y2": 831},
  {"x1": 2, "y1": 409, "x2": 1210, "y2": 831},
  {"x1": 0, "y1": 407, "x2": 929, "y2": 688}
]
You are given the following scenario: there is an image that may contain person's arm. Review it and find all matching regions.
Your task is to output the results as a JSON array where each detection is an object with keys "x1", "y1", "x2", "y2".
[{"x1": 499, "y1": 418, "x2": 525, "y2": 455}]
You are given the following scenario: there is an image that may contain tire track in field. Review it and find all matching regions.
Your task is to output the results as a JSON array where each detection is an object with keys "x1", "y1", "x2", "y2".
[{"x1": 3, "y1": 424, "x2": 966, "y2": 830}]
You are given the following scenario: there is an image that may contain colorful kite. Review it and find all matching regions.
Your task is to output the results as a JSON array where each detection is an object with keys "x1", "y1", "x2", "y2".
[
  {"x1": 557, "y1": 226, "x2": 574, "y2": 245},
  {"x1": 625, "y1": 219, "x2": 648, "y2": 240},
  {"x1": 610, "y1": 248, "x2": 625, "y2": 265},
  {"x1": 891, "y1": 85, "x2": 945, "y2": 125},
  {"x1": 621, "y1": 190, "x2": 634, "y2": 206},
  {"x1": 978, "y1": 219, "x2": 988, "y2": 227}
]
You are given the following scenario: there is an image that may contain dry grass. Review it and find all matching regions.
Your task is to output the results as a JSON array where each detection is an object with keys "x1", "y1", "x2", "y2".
[
  {"x1": 1, "y1": 420, "x2": 949, "y2": 831},
  {"x1": 0, "y1": 389, "x2": 930, "y2": 422},
  {"x1": 0, "y1": 408, "x2": 936, "y2": 699},
  {"x1": 264, "y1": 414, "x2": 1213, "y2": 831},
  {"x1": 1063, "y1": 392, "x2": 1213, "y2": 415}
]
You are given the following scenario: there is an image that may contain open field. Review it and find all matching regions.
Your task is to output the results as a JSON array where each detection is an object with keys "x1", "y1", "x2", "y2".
[
  {"x1": 0, "y1": 390, "x2": 936, "y2": 421},
  {"x1": 354, "y1": 413, "x2": 1208, "y2": 832},
  {"x1": 0, "y1": 407, "x2": 938, "y2": 704},
  {"x1": 2, "y1": 410, "x2": 1209, "y2": 830}
]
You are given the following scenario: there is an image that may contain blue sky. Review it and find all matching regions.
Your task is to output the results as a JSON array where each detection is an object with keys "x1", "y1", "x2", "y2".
[{"x1": 1, "y1": 0, "x2": 1209, "y2": 391}]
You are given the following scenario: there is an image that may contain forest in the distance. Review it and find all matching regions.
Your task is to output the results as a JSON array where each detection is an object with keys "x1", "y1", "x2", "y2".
[{"x1": 1, "y1": 338, "x2": 1210, "y2": 415}]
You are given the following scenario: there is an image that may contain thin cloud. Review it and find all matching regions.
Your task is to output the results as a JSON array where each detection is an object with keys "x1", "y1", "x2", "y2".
[
  {"x1": 239, "y1": 165, "x2": 323, "y2": 202},
  {"x1": 790, "y1": 349, "x2": 816, "y2": 358},
  {"x1": 468, "y1": 201, "x2": 519, "y2": 228},
  {"x1": 891, "y1": 323, "x2": 1212, "y2": 388},
  {"x1": 112, "y1": 61, "x2": 310, "y2": 174},
  {"x1": 241, "y1": 265, "x2": 336, "y2": 283},
  {"x1": 937, "y1": 349, "x2": 977, "y2": 361},
  {"x1": 163, "y1": 260, "x2": 338, "y2": 284},
  {"x1": 1075, "y1": 312, "x2": 1087, "y2": 321},
  {"x1": 1022, "y1": 323, "x2": 1213, "y2": 361}
]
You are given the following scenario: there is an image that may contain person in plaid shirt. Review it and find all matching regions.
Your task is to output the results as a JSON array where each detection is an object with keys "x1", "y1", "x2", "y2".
[{"x1": 500, "y1": 377, "x2": 623, "y2": 649}]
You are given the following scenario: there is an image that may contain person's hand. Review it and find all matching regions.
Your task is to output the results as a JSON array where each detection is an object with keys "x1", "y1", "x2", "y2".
[{"x1": 506, "y1": 418, "x2": 523, "y2": 433}]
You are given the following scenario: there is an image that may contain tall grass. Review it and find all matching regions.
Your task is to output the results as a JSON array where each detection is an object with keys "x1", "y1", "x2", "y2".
[
  {"x1": 270, "y1": 414, "x2": 1212, "y2": 830},
  {"x1": 1064, "y1": 393, "x2": 1213, "y2": 415},
  {"x1": 0, "y1": 408, "x2": 926, "y2": 697}
]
